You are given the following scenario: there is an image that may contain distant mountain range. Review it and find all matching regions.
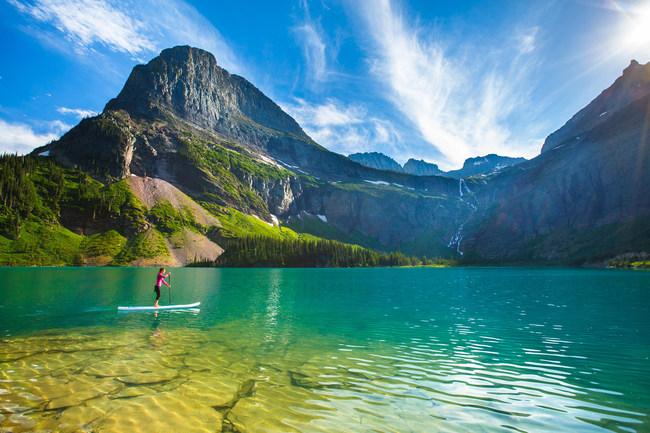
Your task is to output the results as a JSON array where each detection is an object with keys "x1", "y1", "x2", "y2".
[
  {"x1": 349, "y1": 152, "x2": 526, "y2": 178},
  {"x1": 1, "y1": 46, "x2": 647, "y2": 266}
]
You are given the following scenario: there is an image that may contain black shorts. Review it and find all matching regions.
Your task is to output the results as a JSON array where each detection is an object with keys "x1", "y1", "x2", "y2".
[{"x1": 154, "y1": 285, "x2": 161, "y2": 301}]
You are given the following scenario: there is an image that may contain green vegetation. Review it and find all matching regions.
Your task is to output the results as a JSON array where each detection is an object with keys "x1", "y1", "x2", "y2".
[
  {"x1": 80, "y1": 230, "x2": 127, "y2": 264},
  {"x1": 210, "y1": 206, "x2": 307, "y2": 240},
  {"x1": 286, "y1": 212, "x2": 383, "y2": 250},
  {"x1": 113, "y1": 229, "x2": 170, "y2": 265},
  {"x1": 0, "y1": 220, "x2": 82, "y2": 266},
  {"x1": 180, "y1": 133, "x2": 292, "y2": 214},
  {"x1": 0, "y1": 155, "x2": 149, "y2": 265},
  {"x1": 214, "y1": 235, "x2": 448, "y2": 268},
  {"x1": 148, "y1": 200, "x2": 204, "y2": 234},
  {"x1": 607, "y1": 252, "x2": 650, "y2": 269},
  {"x1": 0, "y1": 155, "x2": 452, "y2": 268}
]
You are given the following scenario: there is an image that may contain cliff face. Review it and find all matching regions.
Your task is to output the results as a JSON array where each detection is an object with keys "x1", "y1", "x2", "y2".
[
  {"x1": 105, "y1": 46, "x2": 308, "y2": 144},
  {"x1": 35, "y1": 47, "x2": 650, "y2": 263}
]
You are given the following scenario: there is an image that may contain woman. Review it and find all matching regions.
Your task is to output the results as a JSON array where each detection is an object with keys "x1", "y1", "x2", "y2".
[{"x1": 154, "y1": 267, "x2": 171, "y2": 307}]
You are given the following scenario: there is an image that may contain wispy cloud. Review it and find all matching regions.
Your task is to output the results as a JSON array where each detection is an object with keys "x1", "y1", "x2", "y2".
[
  {"x1": 294, "y1": 22, "x2": 327, "y2": 83},
  {"x1": 292, "y1": 0, "x2": 336, "y2": 87},
  {"x1": 57, "y1": 106, "x2": 97, "y2": 119},
  {"x1": 0, "y1": 118, "x2": 70, "y2": 154},
  {"x1": 9, "y1": 0, "x2": 242, "y2": 72},
  {"x1": 517, "y1": 26, "x2": 539, "y2": 54},
  {"x1": 354, "y1": 0, "x2": 542, "y2": 169},
  {"x1": 9, "y1": 0, "x2": 155, "y2": 56},
  {"x1": 283, "y1": 98, "x2": 402, "y2": 156}
]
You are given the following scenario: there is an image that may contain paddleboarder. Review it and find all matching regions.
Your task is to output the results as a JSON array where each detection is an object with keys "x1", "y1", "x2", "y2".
[{"x1": 154, "y1": 268, "x2": 171, "y2": 308}]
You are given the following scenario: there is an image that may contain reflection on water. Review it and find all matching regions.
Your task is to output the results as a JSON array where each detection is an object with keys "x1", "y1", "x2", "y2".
[{"x1": 0, "y1": 267, "x2": 649, "y2": 432}]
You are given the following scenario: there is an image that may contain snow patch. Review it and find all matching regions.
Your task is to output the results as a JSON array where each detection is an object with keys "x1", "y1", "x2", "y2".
[
  {"x1": 270, "y1": 214, "x2": 279, "y2": 226},
  {"x1": 276, "y1": 159, "x2": 299, "y2": 169},
  {"x1": 38, "y1": 150, "x2": 50, "y2": 157},
  {"x1": 317, "y1": 214, "x2": 328, "y2": 223},
  {"x1": 257, "y1": 154, "x2": 284, "y2": 169},
  {"x1": 364, "y1": 180, "x2": 390, "y2": 186},
  {"x1": 252, "y1": 214, "x2": 274, "y2": 227},
  {"x1": 599, "y1": 111, "x2": 608, "y2": 117}
]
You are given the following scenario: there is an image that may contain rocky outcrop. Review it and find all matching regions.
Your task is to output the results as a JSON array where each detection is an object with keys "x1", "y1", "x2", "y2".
[
  {"x1": 43, "y1": 111, "x2": 136, "y2": 180},
  {"x1": 236, "y1": 172, "x2": 302, "y2": 216}
]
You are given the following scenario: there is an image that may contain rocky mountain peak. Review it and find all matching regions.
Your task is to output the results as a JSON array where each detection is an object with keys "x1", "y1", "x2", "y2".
[
  {"x1": 106, "y1": 45, "x2": 307, "y2": 140},
  {"x1": 542, "y1": 59, "x2": 650, "y2": 153},
  {"x1": 348, "y1": 152, "x2": 404, "y2": 172},
  {"x1": 402, "y1": 158, "x2": 442, "y2": 176}
]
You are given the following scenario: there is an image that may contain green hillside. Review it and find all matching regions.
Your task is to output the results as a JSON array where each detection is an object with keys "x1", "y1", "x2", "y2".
[{"x1": 0, "y1": 155, "x2": 438, "y2": 267}]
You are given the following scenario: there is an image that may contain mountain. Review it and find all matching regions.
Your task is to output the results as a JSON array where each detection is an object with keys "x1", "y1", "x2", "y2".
[
  {"x1": 4, "y1": 46, "x2": 647, "y2": 266},
  {"x1": 403, "y1": 159, "x2": 443, "y2": 176},
  {"x1": 542, "y1": 60, "x2": 650, "y2": 153},
  {"x1": 350, "y1": 153, "x2": 523, "y2": 178},
  {"x1": 15, "y1": 46, "x2": 464, "y2": 264},
  {"x1": 444, "y1": 154, "x2": 526, "y2": 178},
  {"x1": 463, "y1": 68, "x2": 650, "y2": 263},
  {"x1": 349, "y1": 152, "x2": 403, "y2": 172}
]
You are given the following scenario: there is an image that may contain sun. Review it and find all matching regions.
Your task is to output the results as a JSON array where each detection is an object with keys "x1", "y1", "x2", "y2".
[{"x1": 620, "y1": 2, "x2": 650, "y2": 51}]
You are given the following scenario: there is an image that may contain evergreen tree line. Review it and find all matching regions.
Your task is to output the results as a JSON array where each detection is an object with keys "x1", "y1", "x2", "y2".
[
  {"x1": 213, "y1": 235, "x2": 447, "y2": 268},
  {"x1": 0, "y1": 154, "x2": 142, "y2": 239}
]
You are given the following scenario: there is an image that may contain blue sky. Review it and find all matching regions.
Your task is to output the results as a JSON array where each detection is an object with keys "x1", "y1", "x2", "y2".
[{"x1": 1, "y1": 0, "x2": 649, "y2": 169}]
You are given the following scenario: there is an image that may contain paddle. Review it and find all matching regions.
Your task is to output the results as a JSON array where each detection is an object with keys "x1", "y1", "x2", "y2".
[{"x1": 168, "y1": 272, "x2": 172, "y2": 305}]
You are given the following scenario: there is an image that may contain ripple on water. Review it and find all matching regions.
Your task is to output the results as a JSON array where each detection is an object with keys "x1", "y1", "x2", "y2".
[{"x1": 0, "y1": 315, "x2": 648, "y2": 433}]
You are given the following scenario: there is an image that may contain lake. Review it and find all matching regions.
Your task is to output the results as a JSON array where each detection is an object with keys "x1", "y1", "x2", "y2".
[{"x1": 0, "y1": 267, "x2": 649, "y2": 432}]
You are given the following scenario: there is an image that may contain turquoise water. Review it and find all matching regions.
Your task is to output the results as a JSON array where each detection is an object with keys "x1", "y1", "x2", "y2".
[{"x1": 1, "y1": 267, "x2": 649, "y2": 432}]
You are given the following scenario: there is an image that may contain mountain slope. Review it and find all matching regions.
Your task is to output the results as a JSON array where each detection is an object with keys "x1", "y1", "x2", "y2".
[
  {"x1": 464, "y1": 92, "x2": 650, "y2": 263},
  {"x1": 542, "y1": 60, "x2": 650, "y2": 153}
]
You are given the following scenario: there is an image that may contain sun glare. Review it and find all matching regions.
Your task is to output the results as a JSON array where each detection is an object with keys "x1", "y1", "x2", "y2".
[{"x1": 620, "y1": 3, "x2": 650, "y2": 50}]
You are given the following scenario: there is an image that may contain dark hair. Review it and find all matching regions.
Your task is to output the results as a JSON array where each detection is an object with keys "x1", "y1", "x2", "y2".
[{"x1": 159, "y1": 267, "x2": 165, "y2": 272}]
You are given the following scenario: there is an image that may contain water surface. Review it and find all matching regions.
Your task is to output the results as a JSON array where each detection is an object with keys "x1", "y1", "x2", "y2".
[{"x1": 1, "y1": 267, "x2": 649, "y2": 432}]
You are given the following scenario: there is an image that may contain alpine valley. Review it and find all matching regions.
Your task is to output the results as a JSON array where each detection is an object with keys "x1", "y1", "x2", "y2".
[{"x1": 1, "y1": 46, "x2": 649, "y2": 266}]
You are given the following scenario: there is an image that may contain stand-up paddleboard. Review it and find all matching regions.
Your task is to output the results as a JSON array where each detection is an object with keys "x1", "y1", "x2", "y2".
[{"x1": 118, "y1": 302, "x2": 200, "y2": 311}]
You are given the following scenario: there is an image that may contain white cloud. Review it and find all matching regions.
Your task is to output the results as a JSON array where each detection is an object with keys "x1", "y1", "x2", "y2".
[
  {"x1": 0, "y1": 119, "x2": 70, "y2": 154},
  {"x1": 10, "y1": 0, "x2": 242, "y2": 72},
  {"x1": 9, "y1": 0, "x2": 155, "y2": 56},
  {"x1": 294, "y1": 22, "x2": 327, "y2": 83},
  {"x1": 354, "y1": 0, "x2": 541, "y2": 169},
  {"x1": 57, "y1": 106, "x2": 97, "y2": 119},
  {"x1": 283, "y1": 98, "x2": 402, "y2": 156},
  {"x1": 292, "y1": 0, "x2": 336, "y2": 87}
]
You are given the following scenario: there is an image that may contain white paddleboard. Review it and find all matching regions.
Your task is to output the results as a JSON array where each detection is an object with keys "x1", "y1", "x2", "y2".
[{"x1": 118, "y1": 302, "x2": 201, "y2": 311}]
